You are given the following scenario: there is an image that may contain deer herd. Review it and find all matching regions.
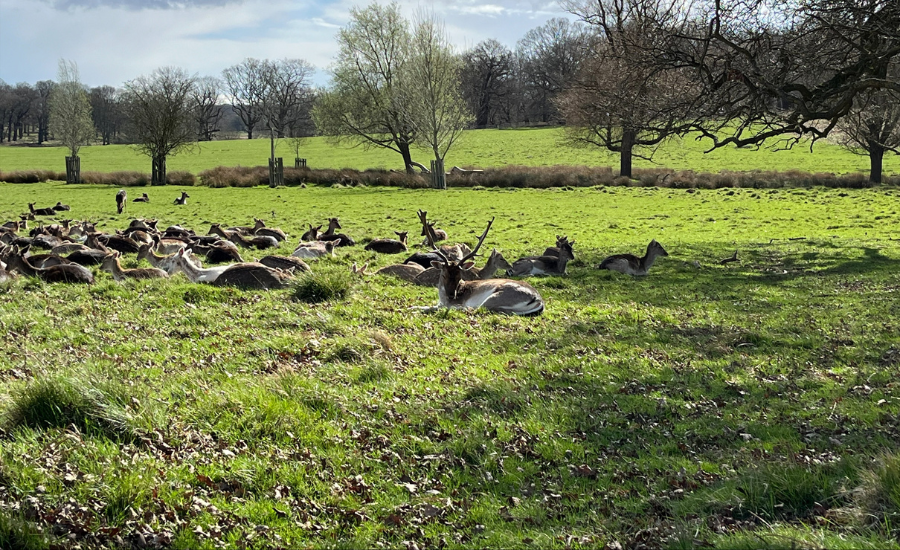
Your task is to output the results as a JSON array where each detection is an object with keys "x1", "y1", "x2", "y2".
[{"x1": 1, "y1": 196, "x2": 669, "y2": 316}]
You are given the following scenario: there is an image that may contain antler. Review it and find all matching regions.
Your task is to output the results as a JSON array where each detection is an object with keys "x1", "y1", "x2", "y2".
[
  {"x1": 417, "y1": 210, "x2": 448, "y2": 262},
  {"x1": 459, "y1": 217, "x2": 494, "y2": 264}
]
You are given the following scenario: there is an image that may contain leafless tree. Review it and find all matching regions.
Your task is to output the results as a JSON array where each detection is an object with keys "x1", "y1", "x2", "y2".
[
  {"x1": 34, "y1": 80, "x2": 55, "y2": 144},
  {"x1": 560, "y1": 0, "x2": 701, "y2": 177},
  {"x1": 260, "y1": 59, "x2": 314, "y2": 139},
  {"x1": 49, "y1": 59, "x2": 94, "y2": 175},
  {"x1": 461, "y1": 40, "x2": 516, "y2": 128},
  {"x1": 90, "y1": 86, "x2": 123, "y2": 145},
  {"x1": 122, "y1": 67, "x2": 197, "y2": 186},
  {"x1": 222, "y1": 58, "x2": 266, "y2": 139},
  {"x1": 516, "y1": 18, "x2": 592, "y2": 123},
  {"x1": 0, "y1": 80, "x2": 12, "y2": 143},
  {"x1": 7, "y1": 83, "x2": 36, "y2": 142},
  {"x1": 191, "y1": 76, "x2": 224, "y2": 141},
  {"x1": 313, "y1": 2, "x2": 419, "y2": 173},
  {"x1": 835, "y1": 61, "x2": 900, "y2": 183}
]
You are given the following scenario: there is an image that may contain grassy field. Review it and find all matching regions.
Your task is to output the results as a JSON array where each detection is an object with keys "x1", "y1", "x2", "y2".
[
  {"x1": 1, "y1": 127, "x2": 897, "y2": 177},
  {"x1": 2, "y1": 182, "x2": 900, "y2": 549}
]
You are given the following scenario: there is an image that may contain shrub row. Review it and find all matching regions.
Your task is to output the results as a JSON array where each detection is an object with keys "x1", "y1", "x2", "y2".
[{"x1": 2, "y1": 165, "x2": 896, "y2": 189}]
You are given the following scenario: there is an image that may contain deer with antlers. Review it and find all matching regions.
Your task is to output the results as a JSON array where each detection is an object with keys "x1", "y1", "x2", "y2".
[{"x1": 414, "y1": 210, "x2": 544, "y2": 316}]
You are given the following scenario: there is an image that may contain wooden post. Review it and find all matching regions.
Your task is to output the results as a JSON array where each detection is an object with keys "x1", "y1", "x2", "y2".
[
  {"x1": 270, "y1": 158, "x2": 284, "y2": 187},
  {"x1": 65, "y1": 156, "x2": 81, "y2": 184},
  {"x1": 295, "y1": 158, "x2": 307, "y2": 169},
  {"x1": 430, "y1": 159, "x2": 446, "y2": 190}
]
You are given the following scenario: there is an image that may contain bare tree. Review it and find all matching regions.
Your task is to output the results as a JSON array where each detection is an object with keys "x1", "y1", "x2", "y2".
[
  {"x1": 400, "y1": 12, "x2": 473, "y2": 169},
  {"x1": 516, "y1": 18, "x2": 591, "y2": 123},
  {"x1": 8, "y1": 83, "x2": 36, "y2": 142},
  {"x1": 123, "y1": 67, "x2": 197, "y2": 186},
  {"x1": 0, "y1": 80, "x2": 11, "y2": 143},
  {"x1": 90, "y1": 86, "x2": 123, "y2": 145},
  {"x1": 192, "y1": 76, "x2": 224, "y2": 141},
  {"x1": 560, "y1": 0, "x2": 701, "y2": 177},
  {"x1": 222, "y1": 58, "x2": 266, "y2": 139},
  {"x1": 461, "y1": 40, "x2": 515, "y2": 128},
  {"x1": 260, "y1": 59, "x2": 315, "y2": 139},
  {"x1": 313, "y1": 2, "x2": 419, "y2": 173},
  {"x1": 835, "y1": 62, "x2": 900, "y2": 183},
  {"x1": 50, "y1": 60, "x2": 94, "y2": 182},
  {"x1": 34, "y1": 80, "x2": 55, "y2": 144}
]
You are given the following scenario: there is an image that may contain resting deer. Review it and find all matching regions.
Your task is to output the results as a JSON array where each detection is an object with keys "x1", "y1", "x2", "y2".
[
  {"x1": 132, "y1": 193, "x2": 149, "y2": 202},
  {"x1": 300, "y1": 224, "x2": 321, "y2": 242},
  {"x1": 598, "y1": 240, "x2": 669, "y2": 276},
  {"x1": 171, "y1": 248, "x2": 233, "y2": 283},
  {"x1": 53, "y1": 202, "x2": 70, "y2": 211},
  {"x1": 115, "y1": 189, "x2": 127, "y2": 214},
  {"x1": 414, "y1": 210, "x2": 544, "y2": 315},
  {"x1": 173, "y1": 191, "x2": 190, "y2": 205},
  {"x1": 252, "y1": 218, "x2": 287, "y2": 242},
  {"x1": 508, "y1": 239, "x2": 575, "y2": 277},
  {"x1": 229, "y1": 231, "x2": 279, "y2": 250},
  {"x1": 419, "y1": 217, "x2": 447, "y2": 245},
  {"x1": 318, "y1": 217, "x2": 355, "y2": 246},
  {"x1": 292, "y1": 239, "x2": 339, "y2": 259},
  {"x1": 414, "y1": 248, "x2": 512, "y2": 287},
  {"x1": 137, "y1": 243, "x2": 202, "y2": 274},
  {"x1": 212, "y1": 263, "x2": 292, "y2": 290},
  {"x1": 258, "y1": 255, "x2": 310, "y2": 273},
  {"x1": 543, "y1": 235, "x2": 575, "y2": 259},
  {"x1": 375, "y1": 263, "x2": 425, "y2": 282},
  {"x1": 4, "y1": 249, "x2": 94, "y2": 284},
  {"x1": 28, "y1": 203, "x2": 56, "y2": 216},
  {"x1": 101, "y1": 252, "x2": 168, "y2": 281},
  {"x1": 364, "y1": 231, "x2": 408, "y2": 254}
]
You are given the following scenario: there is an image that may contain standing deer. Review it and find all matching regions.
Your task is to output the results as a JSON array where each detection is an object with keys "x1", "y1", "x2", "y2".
[
  {"x1": 598, "y1": 240, "x2": 668, "y2": 276},
  {"x1": 414, "y1": 210, "x2": 544, "y2": 315},
  {"x1": 115, "y1": 189, "x2": 127, "y2": 214}
]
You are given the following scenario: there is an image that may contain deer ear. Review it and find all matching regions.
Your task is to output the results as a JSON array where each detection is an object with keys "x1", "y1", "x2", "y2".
[
  {"x1": 430, "y1": 261, "x2": 443, "y2": 269},
  {"x1": 461, "y1": 261, "x2": 475, "y2": 270}
]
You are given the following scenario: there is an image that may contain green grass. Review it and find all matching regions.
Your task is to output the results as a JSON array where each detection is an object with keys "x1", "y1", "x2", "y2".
[
  {"x1": 1, "y1": 182, "x2": 900, "y2": 548},
  {"x1": 1, "y1": 127, "x2": 897, "y2": 177}
]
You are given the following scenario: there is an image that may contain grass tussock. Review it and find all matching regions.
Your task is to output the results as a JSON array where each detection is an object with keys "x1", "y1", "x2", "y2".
[
  {"x1": 0, "y1": 170, "x2": 64, "y2": 184},
  {"x1": 291, "y1": 270, "x2": 352, "y2": 304},
  {"x1": 0, "y1": 513, "x2": 53, "y2": 550},
  {"x1": 4, "y1": 376, "x2": 139, "y2": 442},
  {"x1": 858, "y1": 453, "x2": 900, "y2": 531}
]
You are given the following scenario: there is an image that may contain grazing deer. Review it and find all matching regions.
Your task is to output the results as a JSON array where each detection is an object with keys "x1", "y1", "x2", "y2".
[
  {"x1": 414, "y1": 248, "x2": 512, "y2": 287},
  {"x1": 291, "y1": 239, "x2": 340, "y2": 259},
  {"x1": 101, "y1": 252, "x2": 167, "y2": 281},
  {"x1": 508, "y1": 239, "x2": 575, "y2": 277},
  {"x1": 598, "y1": 240, "x2": 669, "y2": 276},
  {"x1": 115, "y1": 189, "x2": 127, "y2": 214},
  {"x1": 258, "y1": 255, "x2": 310, "y2": 273},
  {"x1": 318, "y1": 217, "x2": 355, "y2": 246},
  {"x1": 4, "y1": 249, "x2": 94, "y2": 284},
  {"x1": 364, "y1": 231, "x2": 408, "y2": 254},
  {"x1": 300, "y1": 224, "x2": 321, "y2": 242},
  {"x1": 53, "y1": 202, "x2": 70, "y2": 211},
  {"x1": 132, "y1": 193, "x2": 149, "y2": 202},
  {"x1": 173, "y1": 191, "x2": 190, "y2": 205},
  {"x1": 375, "y1": 263, "x2": 425, "y2": 282},
  {"x1": 414, "y1": 210, "x2": 544, "y2": 315},
  {"x1": 28, "y1": 203, "x2": 56, "y2": 216}
]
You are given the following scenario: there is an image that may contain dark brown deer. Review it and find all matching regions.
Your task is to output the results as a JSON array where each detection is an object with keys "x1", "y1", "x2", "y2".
[
  {"x1": 252, "y1": 218, "x2": 287, "y2": 242},
  {"x1": 115, "y1": 189, "x2": 127, "y2": 214},
  {"x1": 28, "y1": 203, "x2": 56, "y2": 216},
  {"x1": 5, "y1": 249, "x2": 94, "y2": 284},
  {"x1": 52, "y1": 201, "x2": 70, "y2": 211},
  {"x1": 598, "y1": 240, "x2": 668, "y2": 276},
  {"x1": 173, "y1": 191, "x2": 190, "y2": 205},
  {"x1": 364, "y1": 231, "x2": 408, "y2": 254},
  {"x1": 132, "y1": 193, "x2": 149, "y2": 202},
  {"x1": 318, "y1": 217, "x2": 355, "y2": 247},
  {"x1": 507, "y1": 239, "x2": 575, "y2": 277}
]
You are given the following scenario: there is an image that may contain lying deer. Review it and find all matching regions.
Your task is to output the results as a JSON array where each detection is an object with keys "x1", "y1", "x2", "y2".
[
  {"x1": 508, "y1": 239, "x2": 575, "y2": 277},
  {"x1": 414, "y1": 248, "x2": 512, "y2": 287},
  {"x1": 133, "y1": 193, "x2": 149, "y2": 203},
  {"x1": 375, "y1": 263, "x2": 425, "y2": 282},
  {"x1": 53, "y1": 202, "x2": 70, "y2": 211},
  {"x1": 292, "y1": 239, "x2": 339, "y2": 259},
  {"x1": 300, "y1": 224, "x2": 321, "y2": 242},
  {"x1": 171, "y1": 248, "x2": 233, "y2": 283},
  {"x1": 414, "y1": 210, "x2": 544, "y2": 315},
  {"x1": 253, "y1": 218, "x2": 287, "y2": 242},
  {"x1": 364, "y1": 231, "x2": 408, "y2": 254},
  {"x1": 173, "y1": 191, "x2": 190, "y2": 205},
  {"x1": 4, "y1": 249, "x2": 94, "y2": 284},
  {"x1": 598, "y1": 240, "x2": 669, "y2": 276},
  {"x1": 28, "y1": 203, "x2": 56, "y2": 216},
  {"x1": 318, "y1": 217, "x2": 355, "y2": 246},
  {"x1": 137, "y1": 243, "x2": 203, "y2": 274},
  {"x1": 101, "y1": 252, "x2": 168, "y2": 281}
]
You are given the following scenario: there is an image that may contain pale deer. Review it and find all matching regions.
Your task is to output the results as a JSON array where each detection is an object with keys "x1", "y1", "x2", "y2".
[
  {"x1": 171, "y1": 248, "x2": 233, "y2": 283},
  {"x1": 100, "y1": 252, "x2": 168, "y2": 281},
  {"x1": 598, "y1": 240, "x2": 669, "y2": 276},
  {"x1": 508, "y1": 239, "x2": 575, "y2": 277},
  {"x1": 414, "y1": 210, "x2": 544, "y2": 315},
  {"x1": 292, "y1": 239, "x2": 339, "y2": 259},
  {"x1": 137, "y1": 244, "x2": 201, "y2": 274},
  {"x1": 364, "y1": 231, "x2": 408, "y2": 254}
]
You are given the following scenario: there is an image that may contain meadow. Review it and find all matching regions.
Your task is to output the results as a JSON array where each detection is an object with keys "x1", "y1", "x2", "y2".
[
  {"x1": 1, "y1": 181, "x2": 900, "y2": 549},
  {"x1": 0, "y1": 127, "x2": 897, "y2": 178}
]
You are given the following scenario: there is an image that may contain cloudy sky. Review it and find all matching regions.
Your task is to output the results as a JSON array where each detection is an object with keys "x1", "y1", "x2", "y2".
[{"x1": 0, "y1": 0, "x2": 570, "y2": 89}]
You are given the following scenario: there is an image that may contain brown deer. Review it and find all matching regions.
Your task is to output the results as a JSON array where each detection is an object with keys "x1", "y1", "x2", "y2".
[
  {"x1": 507, "y1": 239, "x2": 575, "y2": 277},
  {"x1": 28, "y1": 203, "x2": 57, "y2": 216},
  {"x1": 598, "y1": 240, "x2": 668, "y2": 276},
  {"x1": 4, "y1": 249, "x2": 94, "y2": 284},
  {"x1": 413, "y1": 248, "x2": 512, "y2": 287},
  {"x1": 211, "y1": 263, "x2": 293, "y2": 290},
  {"x1": 115, "y1": 189, "x2": 127, "y2": 214},
  {"x1": 318, "y1": 217, "x2": 355, "y2": 246},
  {"x1": 419, "y1": 217, "x2": 447, "y2": 245},
  {"x1": 132, "y1": 193, "x2": 149, "y2": 202},
  {"x1": 414, "y1": 210, "x2": 544, "y2": 315},
  {"x1": 252, "y1": 218, "x2": 287, "y2": 242},
  {"x1": 300, "y1": 224, "x2": 321, "y2": 242},
  {"x1": 258, "y1": 255, "x2": 310, "y2": 273},
  {"x1": 100, "y1": 252, "x2": 168, "y2": 281},
  {"x1": 173, "y1": 191, "x2": 190, "y2": 205},
  {"x1": 364, "y1": 231, "x2": 408, "y2": 254},
  {"x1": 375, "y1": 263, "x2": 426, "y2": 282}
]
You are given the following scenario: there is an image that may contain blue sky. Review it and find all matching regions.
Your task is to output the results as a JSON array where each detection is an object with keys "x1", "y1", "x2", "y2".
[{"x1": 0, "y1": 0, "x2": 569, "y2": 89}]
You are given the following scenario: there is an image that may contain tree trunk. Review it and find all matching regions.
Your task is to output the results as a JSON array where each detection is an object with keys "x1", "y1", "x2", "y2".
[
  {"x1": 152, "y1": 155, "x2": 167, "y2": 186},
  {"x1": 620, "y1": 129, "x2": 635, "y2": 178},
  {"x1": 399, "y1": 141, "x2": 415, "y2": 174},
  {"x1": 869, "y1": 144, "x2": 884, "y2": 184}
]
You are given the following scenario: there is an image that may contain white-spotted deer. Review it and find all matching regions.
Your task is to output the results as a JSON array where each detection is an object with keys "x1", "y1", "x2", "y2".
[{"x1": 414, "y1": 210, "x2": 544, "y2": 315}]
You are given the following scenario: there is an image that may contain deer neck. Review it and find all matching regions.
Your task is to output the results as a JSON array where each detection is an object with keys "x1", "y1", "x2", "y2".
[
  {"x1": 641, "y1": 247, "x2": 661, "y2": 271},
  {"x1": 11, "y1": 254, "x2": 39, "y2": 277}
]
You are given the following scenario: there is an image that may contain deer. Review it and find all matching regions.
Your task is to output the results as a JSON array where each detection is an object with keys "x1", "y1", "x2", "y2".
[
  {"x1": 507, "y1": 239, "x2": 575, "y2": 277},
  {"x1": 28, "y1": 203, "x2": 57, "y2": 216},
  {"x1": 598, "y1": 240, "x2": 669, "y2": 276},
  {"x1": 292, "y1": 238, "x2": 340, "y2": 259},
  {"x1": 419, "y1": 218, "x2": 447, "y2": 246},
  {"x1": 257, "y1": 255, "x2": 310, "y2": 273},
  {"x1": 205, "y1": 242, "x2": 243, "y2": 264},
  {"x1": 171, "y1": 248, "x2": 234, "y2": 283},
  {"x1": 115, "y1": 189, "x2": 127, "y2": 214},
  {"x1": 150, "y1": 234, "x2": 189, "y2": 255},
  {"x1": 375, "y1": 262, "x2": 426, "y2": 282},
  {"x1": 414, "y1": 248, "x2": 512, "y2": 287},
  {"x1": 542, "y1": 235, "x2": 575, "y2": 259},
  {"x1": 300, "y1": 224, "x2": 321, "y2": 242},
  {"x1": 52, "y1": 201, "x2": 71, "y2": 211},
  {"x1": 132, "y1": 193, "x2": 149, "y2": 203},
  {"x1": 100, "y1": 252, "x2": 168, "y2": 281},
  {"x1": 228, "y1": 231, "x2": 279, "y2": 250},
  {"x1": 211, "y1": 263, "x2": 293, "y2": 290},
  {"x1": 252, "y1": 218, "x2": 287, "y2": 242},
  {"x1": 414, "y1": 210, "x2": 544, "y2": 315},
  {"x1": 350, "y1": 262, "x2": 369, "y2": 276},
  {"x1": 364, "y1": 231, "x2": 408, "y2": 254},
  {"x1": 4, "y1": 248, "x2": 94, "y2": 284},
  {"x1": 318, "y1": 217, "x2": 355, "y2": 246},
  {"x1": 173, "y1": 191, "x2": 190, "y2": 205},
  {"x1": 137, "y1": 244, "x2": 202, "y2": 274}
]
